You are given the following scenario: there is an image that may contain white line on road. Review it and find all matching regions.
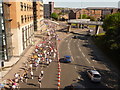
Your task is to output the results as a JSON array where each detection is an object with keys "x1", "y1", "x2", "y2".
[
  {"x1": 86, "y1": 58, "x2": 91, "y2": 64},
  {"x1": 71, "y1": 56, "x2": 74, "y2": 61},
  {"x1": 75, "y1": 66, "x2": 77, "y2": 69},
  {"x1": 78, "y1": 76, "x2": 81, "y2": 80},
  {"x1": 82, "y1": 52, "x2": 85, "y2": 57},
  {"x1": 92, "y1": 66, "x2": 96, "y2": 70}
]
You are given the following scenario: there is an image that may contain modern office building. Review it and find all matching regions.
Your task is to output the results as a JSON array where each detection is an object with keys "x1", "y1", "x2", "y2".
[
  {"x1": 49, "y1": 2, "x2": 54, "y2": 16},
  {"x1": 44, "y1": 2, "x2": 54, "y2": 18},
  {"x1": 0, "y1": 2, "x2": 13, "y2": 61},
  {"x1": 9, "y1": 1, "x2": 34, "y2": 57},
  {"x1": 33, "y1": 0, "x2": 44, "y2": 31},
  {"x1": 0, "y1": 0, "x2": 44, "y2": 61},
  {"x1": 44, "y1": 4, "x2": 50, "y2": 18}
]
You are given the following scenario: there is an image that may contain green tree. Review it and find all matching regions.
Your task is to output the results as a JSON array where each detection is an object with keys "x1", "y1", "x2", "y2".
[
  {"x1": 87, "y1": 16, "x2": 96, "y2": 21},
  {"x1": 51, "y1": 13, "x2": 59, "y2": 20},
  {"x1": 79, "y1": 14, "x2": 88, "y2": 19},
  {"x1": 103, "y1": 12, "x2": 120, "y2": 50}
]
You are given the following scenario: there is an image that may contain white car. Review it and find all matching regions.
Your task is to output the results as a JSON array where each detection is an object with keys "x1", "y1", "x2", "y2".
[{"x1": 87, "y1": 70, "x2": 101, "y2": 82}]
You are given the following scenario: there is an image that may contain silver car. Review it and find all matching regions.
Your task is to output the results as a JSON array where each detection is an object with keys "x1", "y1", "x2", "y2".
[{"x1": 87, "y1": 70, "x2": 101, "y2": 82}]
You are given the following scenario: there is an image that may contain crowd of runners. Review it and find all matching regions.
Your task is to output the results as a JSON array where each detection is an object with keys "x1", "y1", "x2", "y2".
[{"x1": 2, "y1": 20, "x2": 58, "y2": 89}]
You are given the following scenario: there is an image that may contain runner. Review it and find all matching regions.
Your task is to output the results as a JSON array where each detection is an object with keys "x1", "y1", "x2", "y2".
[{"x1": 30, "y1": 71, "x2": 34, "y2": 79}]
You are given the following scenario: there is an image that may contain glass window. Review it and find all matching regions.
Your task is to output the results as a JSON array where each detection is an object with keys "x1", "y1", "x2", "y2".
[
  {"x1": 21, "y1": 15, "x2": 24, "y2": 23},
  {"x1": 25, "y1": 15, "x2": 27, "y2": 22},
  {"x1": 20, "y1": 2, "x2": 23, "y2": 11},
  {"x1": 24, "y1": 3, "x2": 26, "y2": 11}
]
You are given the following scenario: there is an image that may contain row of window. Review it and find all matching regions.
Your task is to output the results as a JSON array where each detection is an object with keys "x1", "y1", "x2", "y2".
[
  {"x1": 20, "y1": 2, "x2": 33, "y2": 11},
  {"x1": 21, "y1": 15, "x2": 33, "y2": 23},
  {"x1": 22, "y1": 24, "x2": 34, "y2": 50}
]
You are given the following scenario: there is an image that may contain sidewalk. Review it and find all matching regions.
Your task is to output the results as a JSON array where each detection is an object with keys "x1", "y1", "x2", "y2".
[{"x1": 0, "y1": 30, "x2": 47, "y2": 83}]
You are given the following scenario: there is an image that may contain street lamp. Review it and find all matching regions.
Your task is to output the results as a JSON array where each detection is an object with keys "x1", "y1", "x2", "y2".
[{"x1": 80, "y1": 1, "x2": 83, "y2": 28}]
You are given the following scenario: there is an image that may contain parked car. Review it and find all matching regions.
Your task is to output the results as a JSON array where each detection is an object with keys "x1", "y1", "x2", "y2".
[
  {"x1": 72, "y1": 36, "x2": 80, "y2": 39},
  {"x1": 64, "y1": 83, "x2": 85, "y2": 90},
  {"x1": 59, "y1": 56, "x2": 71, "y2": 63},
  {"x1": 87, "y1": 70, "x2": 101, "y2": 82}
]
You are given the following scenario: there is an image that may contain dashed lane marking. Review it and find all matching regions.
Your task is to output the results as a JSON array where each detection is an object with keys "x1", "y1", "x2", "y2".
[
  {"x1": 86, "y1": 58, "x2": 91, "y2": 64},
  {"x1": 82, "y1": 52, "x2": 85, "y2": 57},
  {"x1": 92, "y1": 66, "x2": 96, "y2": 70},
  {"x1": 75, "y1": 66, "x2": 77, "y2": 69},
  {"x1": 78, "y1": 46, "x2": 82, "y2": 52},
  {"x1": 71, "y1": 56, "x2": 74, "y2": 61}
]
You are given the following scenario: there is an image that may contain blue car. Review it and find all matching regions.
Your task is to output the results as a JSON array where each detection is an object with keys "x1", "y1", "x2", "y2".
[{"x1": 59, "y1": 56, "x2": 71, "y2": 63}]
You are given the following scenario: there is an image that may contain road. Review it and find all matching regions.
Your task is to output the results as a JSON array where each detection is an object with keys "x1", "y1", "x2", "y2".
[
  {"x1": 18, "y1": 23, "x2": 120, "y2": 89},
  {"x1": 59, "y1": 30, "x2": 120, "y2": 89}
]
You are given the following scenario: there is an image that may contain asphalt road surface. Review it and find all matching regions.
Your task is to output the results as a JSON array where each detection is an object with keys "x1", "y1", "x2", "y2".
[
  {"x1": 59, "y1": 30, "x2": 120, "y2": 89},
  {"x1": 19, "y1": 28, "x2": 120, "y2": 89}
]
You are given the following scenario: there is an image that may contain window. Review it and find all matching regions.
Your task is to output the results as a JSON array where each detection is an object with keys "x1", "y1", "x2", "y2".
[
  {"x1": 22, "y1": 28, "x2": 25, "y2": 50},
  {"x1": 24, "y1": 3, "x2": 26, "y2": 11},
  {"x1": 27, "y1": 15, "x2": 29, "y2": 21},
  {"x1": 27, "y1": 4, "x2": 29, "y2": 11},
  {"x1": 25, "y1": 15, "x2": 27, "y2": 22},
  {"x1": 21, "y1": 15, "x2": 24, "y2": 23},
  {"x1": 20, "y1": 2, "x2": 23, "y2": 11}
]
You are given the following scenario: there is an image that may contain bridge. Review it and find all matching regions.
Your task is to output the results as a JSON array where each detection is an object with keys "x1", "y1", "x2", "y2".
[
  {"x1": 67, "y1": 19, "x2": 103, "y2": 25},
  {"x1": 67, "y1": 19, "x2": 103, "y2": 35}
]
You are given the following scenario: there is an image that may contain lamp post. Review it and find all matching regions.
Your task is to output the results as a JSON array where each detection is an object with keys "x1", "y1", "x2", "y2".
[{"x1": 80, "y1": 0, "x2": 82, "y2": 29}]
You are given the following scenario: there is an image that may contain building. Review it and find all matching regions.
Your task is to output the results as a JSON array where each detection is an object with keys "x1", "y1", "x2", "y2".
[
  {"x1": 44, "y1": 4, "x2": 50, "y2": 18},
  {"x1": 68, "y1": 9, "x2": 80, "y2": 19},
  {"x1": 49, "y1": 2, "x2": 54, "y2": 16},
  {"x1": 33, "y1": 0, "x2": 44, "y2": 31},
  {"x1": 0, "y1": 2, "x2": 13, "y2": 61},
  {"x1": 0, "y1": 0, "x2": 44, "y2": 61},
  {"x1": 44, "y1": 2, "x2": 54, "y2": 18}
]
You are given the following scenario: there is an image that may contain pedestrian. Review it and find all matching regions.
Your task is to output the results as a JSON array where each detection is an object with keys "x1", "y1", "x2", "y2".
[
  {"x1": 39, "y1": 70, "x2": 44, "y2": 77},
  {"x1": 14, "y1": 73, "x2": 19, "y2": 79},
  {"x1": 29, "y1": 63, "x2": 32, "y2": 71},
  {"x1": 23, "y1": 71, "x2": 28, "y2": 83},
  {"x1": 20, "y1": 75, "x2": 23, "y2": 82},
  {"x1": 38, "y1": 77, "x2": 42, "y2": 88},
  {"x1": 30, "y1": 71, "x2": 34, "y2": 79}
]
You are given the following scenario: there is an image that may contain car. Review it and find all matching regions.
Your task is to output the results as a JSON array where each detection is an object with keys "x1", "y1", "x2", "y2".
[
  {"x1": 64, "y1": 83, "x2": 85, "y2": 90},
  {"x1": 87, "y1": 70, "x2": 101, "y2": 82},
  {"x1": 72, "y1": 36, "x2": 79, "y2": 39},
  {"x1": 59, "y1": 56, "x2": 71, "y2": 63}
]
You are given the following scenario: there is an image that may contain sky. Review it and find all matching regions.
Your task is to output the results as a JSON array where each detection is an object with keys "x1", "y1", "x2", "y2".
[{"x1": 43, "y1": 0, "x2": 120, "y2": 8}]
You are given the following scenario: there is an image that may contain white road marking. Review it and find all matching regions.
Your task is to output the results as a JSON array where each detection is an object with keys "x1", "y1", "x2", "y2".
[
  {"x1": 71, "y1": 56, "x2": 74, "y2": 61},
  {"x1": 78, "y1": 76, "x2": 81, "y2": 79},
  {"x1": 75, "y1": 66, "x2": 77, "y2": 69},
  {"x1": 82, "y1": 52, "x2": 85, "y2": 57},
  {"x1": 86, "y1": 58, "x2": 91, "y2": 64},
  {"x1": 92, "y1": 66, "x2": 96, "y2": 70}
]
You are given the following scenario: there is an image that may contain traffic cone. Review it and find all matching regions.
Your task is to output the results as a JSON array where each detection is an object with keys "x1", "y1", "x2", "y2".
[
  {"x1": 58, "y1": 69, "x2": 61, "y2": 72},
  {"x1": 58, "y1": 78, "x2": 60, "y2": 82},
  {"x1": 58, "y1": 82, "x2": 60, "y2": 86},
  {"x1": 58, "y1": 72, "x2": 60, "y2": 75}
]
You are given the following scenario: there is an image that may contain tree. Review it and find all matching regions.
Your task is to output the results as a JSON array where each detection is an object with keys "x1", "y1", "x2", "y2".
[
  {"x1": 103, "y1": 12, "x2": 120, "y2": 50},
  {"x1": 51, "y1": 13, "x2": 59, "y2": 20},
  {"x1": 78, "y1": 14, "x2": 88, "y2": 19},
  {"x1": 87, "y1": 16, "x2": 96, "y2": 21}
]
